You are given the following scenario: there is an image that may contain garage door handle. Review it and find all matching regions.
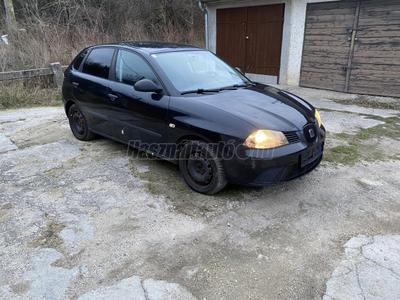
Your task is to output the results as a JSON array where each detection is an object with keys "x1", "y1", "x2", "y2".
[
  {"x1": 108, "y1": 93, "x2": 119, "y2": 101},
  {"x1": 239, "y1": 65, "x2": 250, "y2": 70}
]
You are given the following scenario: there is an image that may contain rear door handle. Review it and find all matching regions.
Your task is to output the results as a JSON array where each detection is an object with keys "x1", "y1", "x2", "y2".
[
  {"x1": 108, "y1": 93, "x2": 119, "y2": 101},
  {"x1": 72, "y1": 82, "x2": 79, "y2": 88}
]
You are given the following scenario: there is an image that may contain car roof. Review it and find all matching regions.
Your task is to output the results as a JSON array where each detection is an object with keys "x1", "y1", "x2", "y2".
[{"x1": 93, "y1": 41, "x2": 204, "y2": 54}]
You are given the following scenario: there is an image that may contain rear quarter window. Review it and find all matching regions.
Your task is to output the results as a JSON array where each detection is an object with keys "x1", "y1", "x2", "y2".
[
  {"x1": 73, "y1": 49, "x2": 88, "y2": 70},
  {"x1": 82, "y1": 47, "x2": 115, "y2": 79}
]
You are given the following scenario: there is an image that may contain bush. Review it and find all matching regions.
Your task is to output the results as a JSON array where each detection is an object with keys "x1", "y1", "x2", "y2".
[
  {"x1": 0, "y1": 0, "x2": 205, "y2": 71},
  {"x1": 0, "y1": 79, "x2": 61, "y2": 110}
]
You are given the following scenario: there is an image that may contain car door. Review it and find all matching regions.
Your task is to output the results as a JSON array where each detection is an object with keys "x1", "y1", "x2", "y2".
[
  {"x1": 108, "y1": 49, "x2": 169, "y2": 153},
  {"x1": 71, "y1": 47, "x2": 115, "y2": 136}
]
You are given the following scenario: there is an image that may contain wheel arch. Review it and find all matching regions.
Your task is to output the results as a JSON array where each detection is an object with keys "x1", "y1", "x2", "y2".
[
  {"x1": 64, "y1": 99, "x2": 77, "y2": 117},
  {"x1": 173, "y1": 134, "x2": 214, "y2": 161},
  {"x1": 176, "y1": 134, "x2": 211, "y2": 145}
]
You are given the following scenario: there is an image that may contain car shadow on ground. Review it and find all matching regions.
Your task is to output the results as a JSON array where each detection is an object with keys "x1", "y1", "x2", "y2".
[{"x1": 81, "y1": 137, "x2": 313, "y2": 219}]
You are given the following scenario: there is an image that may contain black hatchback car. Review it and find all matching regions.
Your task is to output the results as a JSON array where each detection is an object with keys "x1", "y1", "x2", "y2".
[{"x1": 62, "y1": 42, "x2": 325, "y2": 194}]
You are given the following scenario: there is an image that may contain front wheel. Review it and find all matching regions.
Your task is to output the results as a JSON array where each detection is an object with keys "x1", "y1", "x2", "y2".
[
  {"x1": 68, "y1": 104, "x2": 96, "y2": 141},
  {"x1": 179, "y1": 141, "x2": 227, "y2": 195}
]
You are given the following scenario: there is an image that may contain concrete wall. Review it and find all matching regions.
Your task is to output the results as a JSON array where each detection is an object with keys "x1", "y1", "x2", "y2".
[
  {"x1": 0, "y1": 63, "x2": 65, "y2": 87},
  {"x1": 205, "y1": 0, "x2": 339, "y2": 86}
]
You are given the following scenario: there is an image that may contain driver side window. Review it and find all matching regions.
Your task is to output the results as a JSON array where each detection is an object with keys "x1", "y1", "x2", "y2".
[{"x1": 115, "y1": 50, "x2": 158, "y2": 86}]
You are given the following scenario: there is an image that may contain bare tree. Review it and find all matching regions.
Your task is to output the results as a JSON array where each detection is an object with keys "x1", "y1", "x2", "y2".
[
  {"x1": 1, "y1": 0, "x2": 204, "y2": 70},
  {"x1": 3, "y1": 0, "x2": 18, "y2": 33}
]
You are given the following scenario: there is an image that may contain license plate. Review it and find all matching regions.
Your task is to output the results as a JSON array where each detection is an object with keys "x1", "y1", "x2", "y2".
[{"x1": 300, "y1": 143, "x2": 323, "y2": 168}]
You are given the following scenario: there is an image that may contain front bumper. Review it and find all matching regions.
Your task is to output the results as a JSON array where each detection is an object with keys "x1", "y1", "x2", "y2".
[
  {"x1": 247, "y1": 144, "x2": 323, "y2": 186},
  {"x1": 222, "y1": 126, "x2": 326, "y2": 186}
]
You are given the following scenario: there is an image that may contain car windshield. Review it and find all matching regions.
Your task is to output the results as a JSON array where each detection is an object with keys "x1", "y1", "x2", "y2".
[{"x1": 152, "y1": 50, "x2": 251, "y2": 93}]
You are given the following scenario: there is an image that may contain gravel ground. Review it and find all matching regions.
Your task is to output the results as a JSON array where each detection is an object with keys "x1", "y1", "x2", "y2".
[{"x1": 0, "y1": 89, "x2": 400, "y2": 300}]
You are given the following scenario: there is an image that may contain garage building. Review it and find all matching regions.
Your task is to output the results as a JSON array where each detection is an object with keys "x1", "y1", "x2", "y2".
[{"x1": 199, "y1": 0, "x2": 400, "y2": 97}]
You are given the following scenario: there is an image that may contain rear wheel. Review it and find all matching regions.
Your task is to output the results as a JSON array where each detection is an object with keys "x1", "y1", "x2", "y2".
[
  {"x1": 68, "y1": 104, "x2": 96, "y2": 141},
  {"x1": 179, "y1": 140, "x2": 227, "y2": 195}
]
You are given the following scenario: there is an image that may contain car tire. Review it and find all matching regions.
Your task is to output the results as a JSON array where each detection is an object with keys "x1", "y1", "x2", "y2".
[
  {"x1": 68, "y1": 104, "x2": 96, "y2": 141},
  {"x1": 179, "y1": 140, "x2": 228, "y2": 195}
]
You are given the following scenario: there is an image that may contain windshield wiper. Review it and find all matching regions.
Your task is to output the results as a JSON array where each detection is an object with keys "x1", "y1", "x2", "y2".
[
  {"x1": 181, "y1": 84, "x2": 253, "y2": 95},
  {"x1": 181, "y1": 88, "x2": 220, "y2": 95},
  {"x1": 219, "y1": 86, "x2": 237, "y2": 91}
]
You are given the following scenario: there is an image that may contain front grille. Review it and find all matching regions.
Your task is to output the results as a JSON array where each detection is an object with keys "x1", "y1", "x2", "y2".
[
  {"x1": 249, "y1": 166, "x2": 288, "y2": 185},
  {"x1": 284, "y1": 132, "x2": 300, "y2": 144}
]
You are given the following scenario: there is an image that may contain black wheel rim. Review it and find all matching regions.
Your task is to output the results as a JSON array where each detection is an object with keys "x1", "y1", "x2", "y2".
[
  {"x1": 72, "y1": 110, "x2": 85, "y2": 136},
  {"x1": 186, "y1": 149, "x2": 213, "y2": 187}
]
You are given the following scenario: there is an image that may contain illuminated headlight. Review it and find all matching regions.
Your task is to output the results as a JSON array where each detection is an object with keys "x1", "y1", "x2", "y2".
[
  {"x1": 244, "y1": 130, "x2": 289, "y2": 149},
  {"x1": 315, "y1": 109, "x2": 322, "y2": 127}
]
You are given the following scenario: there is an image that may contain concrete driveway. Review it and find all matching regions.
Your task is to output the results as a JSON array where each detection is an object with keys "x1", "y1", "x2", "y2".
[{"x1": 1, "y1": 88, "x2": 400, "y2": 300}]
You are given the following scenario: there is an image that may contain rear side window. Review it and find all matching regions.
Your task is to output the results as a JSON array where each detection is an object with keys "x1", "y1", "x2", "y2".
[
  {"x1": 73, "y1": 49, "x2": 88, "y2": 70},
  {"x1": 82, "y1": 48, "x2": 115, "y2": 79}
]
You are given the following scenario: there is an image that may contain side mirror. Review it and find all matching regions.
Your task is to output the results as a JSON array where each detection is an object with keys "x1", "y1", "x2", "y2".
[{"x1": 134, "y1": 79, "x2": 163, "y2": 93}]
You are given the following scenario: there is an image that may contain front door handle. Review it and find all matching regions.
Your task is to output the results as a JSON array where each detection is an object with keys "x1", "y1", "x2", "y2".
[
  {"x1": 108, "y1": 93, "x2": 119, "y2": 101},
  {"x1": 72, "y1": 82, "x2": 79, "y2": 88}
]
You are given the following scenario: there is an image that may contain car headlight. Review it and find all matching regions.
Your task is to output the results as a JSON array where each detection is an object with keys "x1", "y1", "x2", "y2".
[
  {"x1": 244, "y1": 130, "x2": 289, "y2": 149},
  {"x1": 315, "y1": 109, "x2": 322, "y2": 127}
]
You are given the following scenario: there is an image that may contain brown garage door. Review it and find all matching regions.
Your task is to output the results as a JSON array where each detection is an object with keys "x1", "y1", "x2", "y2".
[
  {"x1": 217, "y1": 4, "x2": 284, "y2": 77},
  {"x1": 300, "y1": 0, "x2": 400, "y2": 98}
]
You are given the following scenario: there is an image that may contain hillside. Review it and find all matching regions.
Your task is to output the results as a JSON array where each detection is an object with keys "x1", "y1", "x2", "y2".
[{"x1": 0, "y1": 0, "x2": 205, "y2": 71}]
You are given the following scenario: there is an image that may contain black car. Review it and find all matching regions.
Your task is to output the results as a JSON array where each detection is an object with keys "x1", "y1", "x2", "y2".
[{"x1": 62, "y1": 42, "x2": 325, "y2": 195}]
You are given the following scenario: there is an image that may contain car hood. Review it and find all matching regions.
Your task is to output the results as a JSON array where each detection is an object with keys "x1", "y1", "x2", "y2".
[{"x1": 193, "y1": 84, "x2": 316, "y2": 132}]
